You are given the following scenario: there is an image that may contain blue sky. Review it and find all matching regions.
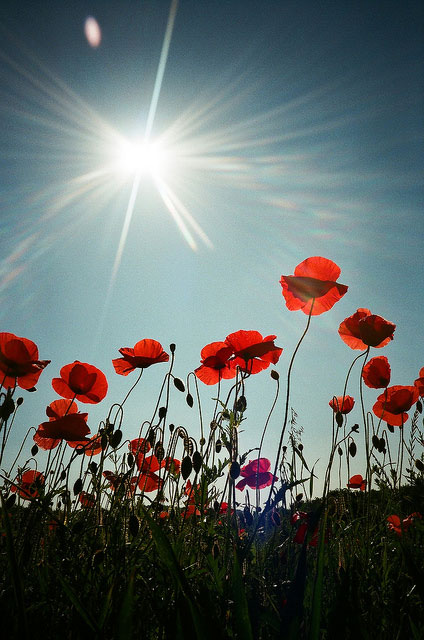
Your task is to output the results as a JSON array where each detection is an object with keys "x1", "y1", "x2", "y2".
[{"x1": 1, "y1": 1, "x2": 423, "y2": 495}]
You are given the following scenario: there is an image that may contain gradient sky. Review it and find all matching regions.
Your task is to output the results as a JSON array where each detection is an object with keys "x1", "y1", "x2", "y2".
[{"x1": 1, "y1": 0, "x2": 423, "y2": 495}]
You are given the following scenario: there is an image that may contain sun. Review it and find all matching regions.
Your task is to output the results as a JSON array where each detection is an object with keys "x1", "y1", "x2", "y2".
[{"x1": 115, "y1": 139, "x2": 169, "y2": 178}]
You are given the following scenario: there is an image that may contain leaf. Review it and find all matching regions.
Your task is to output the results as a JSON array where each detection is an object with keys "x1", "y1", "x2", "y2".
[
  {"x1": 56, "y1": 571, "x2": 99, "y2": 632},
  {"x1": 231, "y1": 551, "x2": 254, "y2": 640}
]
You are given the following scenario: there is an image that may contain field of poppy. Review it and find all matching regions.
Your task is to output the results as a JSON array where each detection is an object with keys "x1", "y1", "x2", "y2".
[{"x1": 1, "y1": 257, "x2": 423, "y2": 639}]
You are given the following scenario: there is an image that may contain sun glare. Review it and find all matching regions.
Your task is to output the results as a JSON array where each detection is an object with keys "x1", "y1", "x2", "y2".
[{"x1": 116, "y1": 140, "x2": 168, "y2": 177}]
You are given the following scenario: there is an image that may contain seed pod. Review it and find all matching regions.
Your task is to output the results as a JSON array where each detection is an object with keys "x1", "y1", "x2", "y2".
[
  {"x1": 169, "y1": 423, "x2": 175, "y2": 433},
  {"x1": 109, "y1": 429, "x2": 122, "y2": 448},
  {"x1": 73, "y1": 478, "x2": 83, "y2": 496},
  {"x1": 170, "y1": 343, "x2": 176, "y2": 353},
  {"x1": 186, "y1": 393, "x2": 194, "y2": 408},
  {"x1": 127, "y1": 453, "x2": 134, "y2": 467},
  {"x1": 181, "y1": 456, "x2": 192, "y2": 480},
  {"x1": 192, "y1": 451, "x2": 202, "y2": 473},
  {"x1": 349, "y1": 441, "x2": 357, "y2": 458},
  {"x1": 351, "y1": 424, "x2": 359, "y2": 433},
  {"x1": 173, "y1": 377, "x2": 185, "y2": 392},
  {"x1": 229, "y1": 461, "x2": 240, "y2": 480},
  {"x1": 215, "y1": 440, "x2": 222, "y2": 453},
  {"x1": 155, "y1": 443, "x2": 165, "y2": 461},
  {"x1": 415, "y1": 459, "x2": 424, "y2": 472},
  {"x1": 236, "y1": 396, "x2": 247, "y2": 412},
  {"x1": 298, "y1": 443, "x2": 303, "y2": 451}
]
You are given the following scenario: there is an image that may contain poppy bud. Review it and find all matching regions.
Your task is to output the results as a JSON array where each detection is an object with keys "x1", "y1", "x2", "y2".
[
  {"x1": 415, "y1": 459, "x2": 424, "y2": 472},
  {"x1": 6, "y1": 493, "x2": 16, "y2": 509},
  {"x1": 282, "y1": 446, "x2": 287, "y2": 453},
  {"x1": 236, "y1": 396, "x2": 247, "y2": 412},
  {"x1": 296, "y1": 493, "x2": 303, "y2": 502},
  {"x1": 73, "y1": 478, "x2": 83, "y2": 495},
  {"x1": 169, "y1": 423, "x2": 175, "y2": 433},
  {"x1": 387, "y1": 424, "x2": 395, "y2": 433},
  {"x1": 230, "y1": 461, "x2": 241, "y2": 479},
  {"x1": 60, "y1": 470, "x2": 67, "y2": 481},
  {"x1": 128, "y1": 514, "x2": 139, "y2": 537},
  {"x1": 181, "y1": 456, "x2": 192, "y2": 480},
  {"x1": 173, "y1": 377, "x2": 185, "y2": 392},
  {"x1": 349, "y1": 442, "x2": 357, "y2": 457},
  {"x1": 186, "y1": 393, "x2": 194, "y2": 408},
  {"x1": 193, "y1": 451, "x2": 202, "y2": 473},
  {"x1": 16, "y1": 397, "x2": 24, "y2": 406},
  {"x1": 336, "y1": 412, "x2": 344, "y2": 428},
  {"x1": 337, "y1": 447, "x2": 343, "y2": 456},
  {"x1": 31, "y1": 444, "x2": 38, "y2": 457},
  {"x1": 372, "y1": 435, "x2": 380, "y2": 449},
  {"x1": 170, "y1": 343, "x2": 176, "y2": 353},
  {"x1": 155, "y1": 443, "x2": 165, "y2": 461},
  {"x1": 215, "y1": 440, "x2": 222, "y2": 453},
  {"x1": 89, "y1": 461, "x2": 98, "y2": 473},
  {"x1": 127, "y1": 453, "x2": 134, "y2": 467},
  {"x1": 270, "y1": 370, "x2": 279, "y2": 380},
  {"x1": 158, "y1": 406, "x2": 167, "y2": 420},
  {"x1": 199, "y1": 437, "x2": 205, "y2": 446},
  {"x1": 352, "y1": 424, "x2": 359, "y2": 433},
  {"x1": 298, "y1": 443, "x2": 303, "y2": 451},
  {"x1": 109, "y1": 429, "x2": 122, "y2": 448}
]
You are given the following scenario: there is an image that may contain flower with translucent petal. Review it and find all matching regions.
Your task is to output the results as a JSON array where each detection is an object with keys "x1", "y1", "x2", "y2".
[
  {"x1": 329, "y1": 395, "x2": 355, "y2": 414},
  {"x1": 11, "y1": 470, "x2": 45, "y2": 500},
  {"x1": 362, "y1": 356, "x2": 391, "y2": 389},
  {"x1": 347, "y1": 474, "x2": 366, "y2": 491},
  {"x1": 225, "y1": 330, "x2": 282, "y2": 375},
  {"x1": 0, "y1": 332, "x2": 50, "y2": 390},
  {"x1": 52, "y1": 361, "x2": 108, "y2": 404},
  {"x1": 373, "y1": 385, "x2": 419, "y2": 426},
  {"x1": 279, "y1": 256, "x2": 348, "y2": 316},
  {"x1": 194, "y1": 341, "x2": 236, "y2": 385},
  {"x1": 236, "y1": 457, "x2": 277, "y2": 491},
  {"x1": 113, "y1": 339, "x2": 169, "y2": 376},
  {"x1": 339, "y1": 309, "x2": 395, "y2": 350},
  {"x1": 414, "y1": 367, "x2": 424, "y2": 397}
]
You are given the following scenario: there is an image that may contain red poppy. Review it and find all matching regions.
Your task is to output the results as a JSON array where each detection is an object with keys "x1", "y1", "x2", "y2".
[
  {"x1": 163, "y1": 457, "x2": 181, "y2": 475},
  {"x1": 0, "y1": 332, "x2": 50, "y2": 390},
  {"x1": 11, "y1": 470, "x2": 45, "y2": 500},
  {"x1": 33, "y1": 399, "x2": 79, "y2": 450},
  {"x1": 194, "y1": 341, "x2": 236, "y2": 385},
  {"x1": 129, "y1": 438, "x2": 152, "y2": 455},
  {"x1": 329, "y1": 395, "x2": 355, "y2": 414},
  {"x1": 362, "y1": 356, "x2": 391, "y2": 389},
  {"x1": 52, "y1": 361, "x2": 108, "y2": 404},
  {"x1": 373, "y1": 385, "x2": 420, "y2": 426},
  {"x1": 338, "y1": 309, "x2": 396, "y2": 350},
  {"x1": 235, "y1": 457, "x2": 277, "y2": 491},
  {"x1": 347, "y1": 474, "x2": 366, "y2": 491},
  {"x1": 279, "y1": 257, "x2": 348, "y2": 316},
  {"x1": 137, "y1": 454, "x2": 165, "y2": 492},
  {"x1": 79, "y1": 491, "x2": 96, "y2": 508},
  {"x1": 414, "y1": 367, "x2": 424, "y2": 396},
  {"x1": 112, "y1": 339, "x2": 169, "y2": 376},
  {"x1": 291, "y1": 511, "x2": 320, "y2": 547},
  {"x1": 68, "y1": 432, "x2": 102, "y2": 456},
  {"x1": 225, "y1": 331, "x2": 283, "y2": 375},
  {"x1": 37, "y1": 402, "x2": 90, "y2": 443},
  {"x1": 387, "y1": 512, "x2": 422, "y2": 537}
]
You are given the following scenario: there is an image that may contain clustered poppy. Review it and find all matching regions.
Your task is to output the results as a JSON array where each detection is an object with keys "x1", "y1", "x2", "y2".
[
  {"x1": 414, "y1": 367, "x2": 424, "y2": 396},
  {"x1": 52, "y1": 361, "x2": 108, "y2": 404},
  {"x1": 347, "y1": 474, "x2": 367, "y2": 491},
  {"x1": 0, "y1": 332, "x2": 50, "y2": 390},
  {"x1": 362, "y1": 356, "x2": 391, "y2": 389},
  {"x1": 372, "y1": 385, "x2": 420, "y2": 426},
  {"x1": 195, "y1": 331, "x2": 282, "y2": 385},
  {"x1": 279, "y1": 256, "x2": 348, "y2": 316},
  {"x1": 329, "y1": 395, "x2": 355, "y2": 414},
  {"x1": 113, "y1": 339, "x2": 169, "y2": 376},
  {"x1": 11, "y1": 469, "x2": 45, "y2": 500},
  {"x1": 339, "y1": 309, "x2": 396, "y2": 350},
  {"x1": 387, "y1": 512, "x2": 422, "y2": 537},
  {"x1": 235, "y1": 458, "x2": 277, "y2": 491}
]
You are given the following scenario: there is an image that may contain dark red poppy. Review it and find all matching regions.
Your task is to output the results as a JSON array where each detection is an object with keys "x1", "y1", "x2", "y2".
[
  {"x1": 373, "y1": 385, "x2": 420, "y2": 426},
  {"x1": 112, "y1": 339, "x2": 169, "y2": 376},
  {"x1": 414, "y1": 367, "x2": 424, "y2": 396},
  {"x1": 279, "y1": 257, "x2": 348, "y2": 316},
  {"x1": 33, "y1": 399, "x2": 80, "y2": 450},
  {"x1": 68, "y1": 432, "x2": 102, "y2": 456},
  {"x1": 37, "y1": 398, "x2": 90, "y2": 442},
  {"x1": 329, "y1": 395, "x2": 355, "y2": 414},
  {"x1": 11, "y1": 470, "x2": 45, "y2": 500},
  {"x1": 52, "y1": 361, "x2": 108, "y2": 404},
  {"x1": 387, "y1": 512, "x2": 422, "y2": 537},
  {"x1": 194, "y1": 341, "x2": 236, "y2": 385},
  {"x1": 79, "y1": 491, "x2": 96, "y2": 508},
  {"x1": 137, "y1": 454, "x2": 165, "y2": 492},
  {"x1": 225, "y1": 330, "x2": 282, "y2": 375},
  {"x1": 362, "y1": 356, "x2": 391, "y2": 389},
  {"x1": 0, "y1": 332, "x2": 50, "y2": 390},
  {"x1": 236, "y1": 457, "x2": 277, "y2": 491},
  {"x1": 339, "y1": 309, "x2": 396, "y2": 350},
  {"x1": 347, "y1": 474, "x2": 366, "y2": 491},
  {"x1": 291, "y1": 511, "x2": 320, "y2": 547}
]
